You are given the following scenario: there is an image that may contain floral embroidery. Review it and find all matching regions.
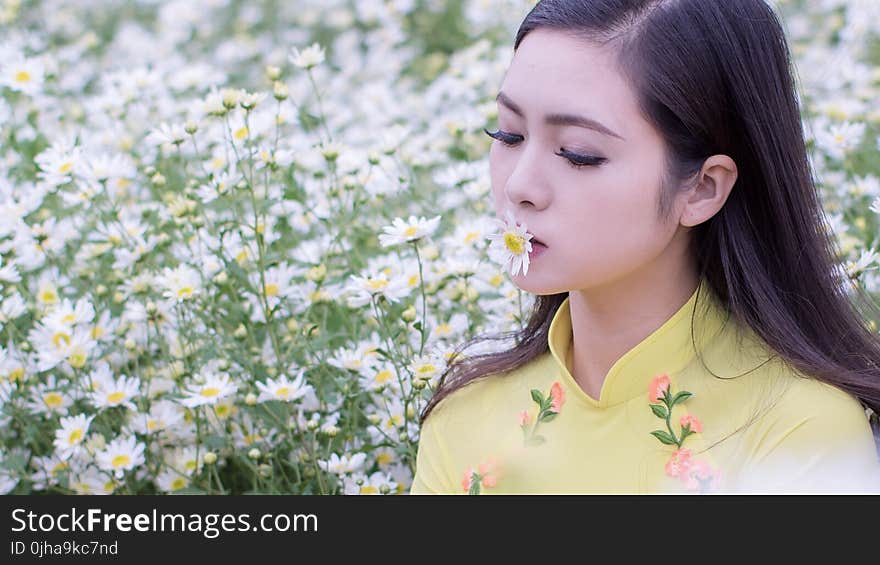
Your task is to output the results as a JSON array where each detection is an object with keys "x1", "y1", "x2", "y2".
[
  {"x1": 519, "y1": 381, "x2": 565, "y2": 447},
  {"x1": 648, "y1": 373, "x2": 722, "y2": 493},
  {"x1": 462, "y1": 456, "x2": 501, "y2": 494}
]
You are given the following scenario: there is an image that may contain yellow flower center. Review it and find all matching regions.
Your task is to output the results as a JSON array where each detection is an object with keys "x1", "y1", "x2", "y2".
[
  {"x1": 503, "y1": 232, "x2": 525, "y2": 255},
  {"x1": 106, "y1": 391, "x2": 126, "y2": 404},
  {"x1": 68, "y1": 349, "x2": 87, "y2": 369},
  {"x1": 59, "y1": 161, "x2": 74, "y2": 174},
  {"x1": 234, "y1": 127, "x2": 249, "y2": 140},
  {"x1": 375, "y1": 369, "x2": 393, "y2": 384},
  {"x1": 44, "y1": 392, "x2": 63, "y2": 408},
  {"x1": 416, "y1": 364, "x2": 436, "y2": 374},
  {"x1": 185, "y1": 460, "x2": 196, "y2": 471},
  {"x1": 408, "y1": 274, "x2": 419, "y2": 287},
  {"x1": 61, "y1": 313, "x2": 76, "y2": 324},
  {"x1": 176, "y1": 286, "x2": 194, "y2": 299},
  {"x1": 360, "y1": 485, "x2": 379, "y2": 494},
  {"x1": 215, "y1": 404, "x2": 231, "y2": 418},
  {"x1": 376, "y1": 452, "x2": 394, "y2": 466},
  {"x1": 170, "y1": 478, "x2": 187, "y2": 491},
  {"x1": 264, "y1": 283, "x2": 280, "y2": 297},
  {"x1": 52, "y1": 332, "x2": 71, "y2": 348},
  {"x1": 147, "y1": 420, "x2": 159, "y2": 431},
  {"x1": 275, "y1": 387, "x2": 290, "y2": 398},
  {"x1": 91, "y1": 326, "x2": 105, "y2": 339},
  {"x1": 14, "y1": 70, "x2": 31, "y2": 83},
  {"x1": 9, "y1": 367, "x2": 24, "y2": 382},
  {"x1": 39, "y1": 287, "x2": 59, "y2": 304},
  {"x1": 367, "y1": 279, "x2": 389, "y2": 291},
  {"x1": 404, "y1": 226, "x2": 418, "y2": 237},
  {"x1": 68, "y1": 429, "x2": 83, "y2": 444},
  {"x1": 51, "y1": 461, "x2": 69, "y2": 476},
  {"x1": 200, "y1": 387, "x2": 220, "y2": 398},
  {"x1": 111, "y1": 454, "x2": 131, "y2": 469}
]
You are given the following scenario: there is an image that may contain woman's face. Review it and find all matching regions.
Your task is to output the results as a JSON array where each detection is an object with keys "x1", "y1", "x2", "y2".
[{"x1": 489, "y1": 29, "x2": 686, "y2": 295}]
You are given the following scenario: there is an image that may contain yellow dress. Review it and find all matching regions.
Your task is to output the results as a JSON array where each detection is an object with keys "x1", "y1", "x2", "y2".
[{"x1": 410, "y1": 277, "x2": 880, "y2": 494}]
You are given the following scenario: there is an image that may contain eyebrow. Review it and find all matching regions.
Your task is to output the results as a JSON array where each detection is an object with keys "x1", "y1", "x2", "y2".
[{"x1": 495, "y1": 91, "x2": 625, "y2": 141}]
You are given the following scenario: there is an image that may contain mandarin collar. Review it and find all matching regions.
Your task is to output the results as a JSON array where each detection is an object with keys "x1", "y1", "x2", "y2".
[{"x1": 547, "y1": 277, "x2": 731, "y2": 409}]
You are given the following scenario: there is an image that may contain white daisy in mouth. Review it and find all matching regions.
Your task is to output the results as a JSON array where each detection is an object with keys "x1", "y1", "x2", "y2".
[{"x1": 486, "y1": 209, "x2": 536, "y2": 276}]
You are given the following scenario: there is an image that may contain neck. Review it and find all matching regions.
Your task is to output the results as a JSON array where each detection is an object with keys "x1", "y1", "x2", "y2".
[{"x1": 566, "y1": 262, "x2": 699, "y2": 402}]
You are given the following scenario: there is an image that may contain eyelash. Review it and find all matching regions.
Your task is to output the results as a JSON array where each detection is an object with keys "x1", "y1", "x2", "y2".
[{"x1": 483, "y1": 128, "x2": 607, "y2": 169}]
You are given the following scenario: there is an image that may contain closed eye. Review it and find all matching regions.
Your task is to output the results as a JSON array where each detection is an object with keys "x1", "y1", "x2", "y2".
[{"x1": 484, "y1": 128, "x2": 607, "y2": 170}]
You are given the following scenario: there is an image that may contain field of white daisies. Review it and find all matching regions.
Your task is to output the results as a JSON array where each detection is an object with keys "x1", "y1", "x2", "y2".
[{"x1": 0, "y1": 0, "x2": 879, "y2": 495}]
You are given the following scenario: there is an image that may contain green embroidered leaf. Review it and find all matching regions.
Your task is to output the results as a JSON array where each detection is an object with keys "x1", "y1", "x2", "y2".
[
  {"x1": 540, "y1": 411, "x2": 558, "y2": 423},
  {"x1": 530, "y1": 389, "x2": 544, "y2": 405},
  {"x1": 650, "y1": 430, "x2": 678, "y2": 445},
  {"x1": 526, "y1": 434, "x2": 546, "y2": 446},
  {"x1": 650, "y1": 404, "x2": 668, "y2": 419},
  {"x1": 671, "y1": 391, "x2": 693, "y2": 406}
]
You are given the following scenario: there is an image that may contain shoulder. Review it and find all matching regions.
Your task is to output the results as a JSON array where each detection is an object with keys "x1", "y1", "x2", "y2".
[{"x1": 733, "y1": 368, "x2": 880, "y2": 493}]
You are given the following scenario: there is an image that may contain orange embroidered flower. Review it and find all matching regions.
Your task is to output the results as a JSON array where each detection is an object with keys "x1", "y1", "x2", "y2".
[
  {"x1": 680, "y1": 414, "x2": 703, "y2": 433},
  {"x1": 664, "y1": 447, "x2": 693, "y2": 479},
  {"x1": 648, "y1": 374, "x2": 721, "y2": 493},
  {"x1": 520, "y1": 381, "x2": 565, "y2": 447},
  {"x1": 648, "y1": 373, "x2": 671, "y2": 403},
  {"x1": 550, "y1": 381, "x2": 565, "y2": 412},
  {"x1": 463, "y1": 456, "x2": 501, "y2": 494}
]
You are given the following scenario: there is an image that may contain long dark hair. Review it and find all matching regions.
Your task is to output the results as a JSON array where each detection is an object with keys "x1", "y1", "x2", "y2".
[{"x1": 420, "y1": 0, "x2": 880, "y2": 452}]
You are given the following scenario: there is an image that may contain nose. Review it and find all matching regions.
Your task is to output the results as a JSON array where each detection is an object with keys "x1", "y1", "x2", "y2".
[{"x1": 503, "y1": 141, "x2": 551, "y2": 211}]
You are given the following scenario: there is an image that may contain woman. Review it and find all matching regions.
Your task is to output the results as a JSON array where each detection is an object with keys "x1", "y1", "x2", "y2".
[{"x1": 410, "y1": 0, "x2": 880, "y2": 494}]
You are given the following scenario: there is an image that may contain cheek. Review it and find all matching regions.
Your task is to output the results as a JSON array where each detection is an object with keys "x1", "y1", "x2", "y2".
[{"x1": 555, "y1": 167, "x2": 672, "y2": 276}]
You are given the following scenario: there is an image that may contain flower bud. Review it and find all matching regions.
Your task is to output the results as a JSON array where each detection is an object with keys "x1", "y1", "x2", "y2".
[
  {"x1": 112, "y1": 292, "x2": 124, "y2": 304},
  {"x1": 233, "y1": 324, "x2": 247, "y2": 339},
  {"x1": 401, "y1": 305, "x2": 416, "y2": 322},
  {"x1": 151, "y1": 172, "x2": 166, "y2": 186},
  {"x1": 213, "y1": 271, "x2": 228, "y2": 285},
  {"x1": 273, "y1": 81, "x2": 288, "y2": 101},
  {"x1": 204, "y1": 452, "x2": 217, "y2": 464},
  {"x1": 248, "y1": 448, "x2": 261, "y2": 459},
  {"x1": 184, "y1": 120, "x2": 198, "y2": 135},
  {"x1": 265, "y1": 65, "x2": 282, "y2": 80},
  {"x1": 245, "y1": 393, "x2": 257, "y2": 406}
]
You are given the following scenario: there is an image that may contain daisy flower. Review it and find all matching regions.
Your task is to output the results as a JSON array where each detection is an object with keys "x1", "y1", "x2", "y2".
[
  {"x1": 345, "y1": 268, "x2": 413, "y2": 308},
  {"x1": 96, "y1": 435, "x2": 146, "y2": 479},
  {"x1": 146, "y1": 121, "x2": 188, "y2": 147},
  {"x1": 156, "y1": 468, "x2": 190, "y2": 493},
  {"x1": 179, "y1": 371, "x2": 238, "y2": 408},
  {"x1": 289, "y1": 43, "x2": 325, "y2": 69},
  {"x1": 129, "y1": 400, "x2": 184, "y2": 435},
  {"x1": 90, "y1": 374, "x2": 141, "y2": 411},
  {"x1": 53, "y1": 413, "x2": 95, "y2": 461},
  {"x1": 157, "y1": 264, "x2": 202, "y2": 303},
  {"x1": 255, "y1": 371, "x2": 313, "y2": 403},
  {"x1": 486, "y1": 209, "x2": 535, "y2": 276},
  {"x1": 317, "y1": 452, "x2": 367, "y2": 475},
  {"x1": 0, "y1": 55, "x2": 45, "y2": 96},
  {"x1": 378, "y1": 215, "x2": 442, "y2": 247}
]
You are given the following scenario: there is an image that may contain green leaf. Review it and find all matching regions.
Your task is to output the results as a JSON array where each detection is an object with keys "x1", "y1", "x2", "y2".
[
  {"x1": 671, "y1": 391, "x2": 693, "y2": 406},
  {"x1": 526, "y1": 434, "x2": 546, "y2": 446},
  {"x1": 650, "y1": 404, "x2": 668, "y2": 419},
  {"x1": 539, "y1": 411, "x2": 558, "y2": 423},
  {"x1": 413, "y1": 321, "x2": 422, "y2": 331},
  {"x1": 650, "y1": 430, "x2": 678, "y2": 445},
  {"x1": 530, "y1": 389, "x2": 544, "y2": 405}
]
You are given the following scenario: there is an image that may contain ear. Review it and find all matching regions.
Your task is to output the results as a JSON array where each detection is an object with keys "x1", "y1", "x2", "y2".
[{"x1": 679, "y1": 155, "x2": 738, "y2": 228}]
